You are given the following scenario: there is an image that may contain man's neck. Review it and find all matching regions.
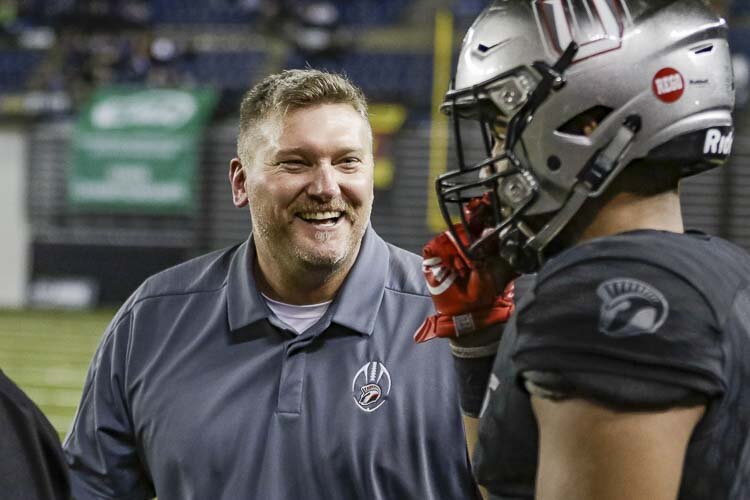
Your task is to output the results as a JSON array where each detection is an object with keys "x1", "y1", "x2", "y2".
[
  {"x1": 575, "y1": 190, "x2": 684, "y2": 244},
  {"x1": 253, "y1": 248, "x2": 359, "y2": 306}
]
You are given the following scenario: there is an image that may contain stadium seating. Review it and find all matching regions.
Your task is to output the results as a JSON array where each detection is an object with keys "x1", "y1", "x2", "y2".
[
  {"x1": 177, "y1": 50, "x2": 267, "y2": 90},
  {"x1": 148, "y1": 0, "x2": 406, "y2": 27},
  {"x1": 150, "y1": 0, "x2": 257, "y2": 25},
  {"x1": 336, "y1": 0, "x2": 406, "y2": 27},
  {"x1": 0, "y1": 49, "x2": 43, "y2": 91},
  {"x1": 286, "y1": 51, "x2": 433, "y2": 106}
]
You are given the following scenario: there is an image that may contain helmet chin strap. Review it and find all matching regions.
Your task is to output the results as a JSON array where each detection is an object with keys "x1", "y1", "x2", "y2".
[
  {"x1": 524, "y1": 183, "x2": 590, "y2": 258},
  {"x1": 524, "y1": 115, "x2": 642, "y2": 260}
]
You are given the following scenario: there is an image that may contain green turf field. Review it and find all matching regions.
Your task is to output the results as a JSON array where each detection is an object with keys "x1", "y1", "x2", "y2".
[{"x1": 0, "y1": 309, "x2": 115, "y2": 439}]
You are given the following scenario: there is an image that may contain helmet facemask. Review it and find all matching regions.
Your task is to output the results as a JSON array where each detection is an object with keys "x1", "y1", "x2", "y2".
[
  {"x1": 438, "y1": 42, "x2": 581, "y2": 272},
  {"x1": 437, "y1": 0, "x2": 734, "y2": 273}
]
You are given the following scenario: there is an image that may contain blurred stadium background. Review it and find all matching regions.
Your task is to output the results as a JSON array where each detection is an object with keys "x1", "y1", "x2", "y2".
[{"x1": 0, "y1": 0, "x2": 748, "y2": 438}]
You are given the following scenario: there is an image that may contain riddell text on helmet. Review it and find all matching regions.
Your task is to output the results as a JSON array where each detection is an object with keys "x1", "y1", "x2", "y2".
[{"x1": 703, "y1": 129, "x2": 733, "y2": 156}]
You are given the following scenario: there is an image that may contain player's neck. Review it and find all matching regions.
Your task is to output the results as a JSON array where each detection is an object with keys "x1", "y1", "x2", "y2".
[{"x1": 575, "y1": 190, "x2": 684, "y2": 244}]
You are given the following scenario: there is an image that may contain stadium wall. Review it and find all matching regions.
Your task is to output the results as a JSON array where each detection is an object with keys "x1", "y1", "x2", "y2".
[{"x1": 0, "y1": 126, "x2": 29, "y2": 307}]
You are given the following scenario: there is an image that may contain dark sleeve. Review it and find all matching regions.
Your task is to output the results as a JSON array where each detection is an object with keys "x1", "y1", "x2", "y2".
[
  {"x1": 451, "y1": 274, "x2": 537, "y2": 417},
  {"x1": 0, "y1": 370, "x2": 70, "y2": 500},
  {"x1": 63, "y1": 313, "x2": 155, "y2": 499},
  {"x1": 512, "y1": 258, "x2": 725, "y2": 409},
  {"x1": 522, "y1": 370, "x2": 709, "y2": 411},
  {"x1": 472, "y1": 297, "x2": 538, "y2": 497}
]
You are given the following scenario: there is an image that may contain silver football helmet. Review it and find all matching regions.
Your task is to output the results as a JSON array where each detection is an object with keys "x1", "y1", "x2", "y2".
[{"x1": 439, "y1": 0, "x2": 735, "y2": 272}]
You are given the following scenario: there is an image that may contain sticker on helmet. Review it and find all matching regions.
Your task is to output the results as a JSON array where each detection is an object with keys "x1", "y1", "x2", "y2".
[
  {"x1": 533, "y1": 0, "x2": 629, "y2": 62},
  {"x1": 652, "y1": 68, "x2": 685, "y2": 103}
]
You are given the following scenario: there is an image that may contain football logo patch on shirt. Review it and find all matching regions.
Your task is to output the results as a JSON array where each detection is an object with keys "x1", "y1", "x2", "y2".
[
  {"x1": 352, "y1": 361, "x2": 391, "y2": 412},
  {"x1": 596, "y1": 278, "x2": 669, "y2": 337}
]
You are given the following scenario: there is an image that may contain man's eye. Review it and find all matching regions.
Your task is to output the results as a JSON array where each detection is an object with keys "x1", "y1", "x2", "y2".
[
  {"x1": 339, "y1": 157, "x2": 361, "y2": 168},
  {"x1": 277, "y1": 160, "x2": 307, "y2": 168}
]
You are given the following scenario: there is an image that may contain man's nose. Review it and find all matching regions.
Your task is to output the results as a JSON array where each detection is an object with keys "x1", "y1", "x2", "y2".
[{"x1": 307, "y1": 163, "x2": 341, "y2": 201}]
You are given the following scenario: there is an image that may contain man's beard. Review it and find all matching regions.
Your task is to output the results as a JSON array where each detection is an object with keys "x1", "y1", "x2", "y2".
[
  {"x1": 250, "y1": 197, "x2": 372, "y2": 272},
  {"x1": 291, "y1": 228, "x2": 356, "y2": 269}
]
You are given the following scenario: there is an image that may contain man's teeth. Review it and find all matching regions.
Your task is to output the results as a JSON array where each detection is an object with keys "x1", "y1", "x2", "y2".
[
  {"x1": 298, "y1": 211, "x2": 343, "y2": 226},
  {"x1": 299, "y1": 211, "x2": 342, "y2": 221}
]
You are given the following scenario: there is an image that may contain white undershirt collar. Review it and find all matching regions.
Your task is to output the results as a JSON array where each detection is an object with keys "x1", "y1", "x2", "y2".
[{"x1": 261, "y1": 294, "x2": 333, "y2": 335}]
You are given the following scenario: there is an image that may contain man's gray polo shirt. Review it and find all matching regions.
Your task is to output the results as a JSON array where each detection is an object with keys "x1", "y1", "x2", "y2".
[{"x1": 64, "y1": 227, "x2": 478, "y2": 499}]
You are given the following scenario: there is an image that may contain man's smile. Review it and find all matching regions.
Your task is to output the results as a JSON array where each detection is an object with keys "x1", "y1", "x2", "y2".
[{"x1": 296, "y1": 210, "x2": 344, "y2": 228}]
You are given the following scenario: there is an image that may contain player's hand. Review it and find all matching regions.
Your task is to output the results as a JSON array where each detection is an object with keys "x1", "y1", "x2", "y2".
[{"x1": 414, "y1": 224, "x2": 515, "y2": 343}]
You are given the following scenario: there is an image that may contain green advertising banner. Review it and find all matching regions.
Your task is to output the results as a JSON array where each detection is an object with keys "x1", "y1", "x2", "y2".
[{"x1": 68, "y1": 87, "x2": 217, "y2": 214}]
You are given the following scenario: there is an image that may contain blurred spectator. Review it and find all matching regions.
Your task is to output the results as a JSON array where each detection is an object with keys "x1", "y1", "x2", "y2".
[
  {"x1": 260, "y1": 0, "x2": 350, "y2": 57},
  {"x1": 114, "y1": 35, "x2": 150, "y2": 83},
  {"x1": 57, "y1": 29, "x2": 202, "y2": 108},
  {"x1": 292, "y1": 2, "x2": 340, "y2": 53},
  {"x1": 147, "y1": 36, "x2": 193, "y2": 87}
]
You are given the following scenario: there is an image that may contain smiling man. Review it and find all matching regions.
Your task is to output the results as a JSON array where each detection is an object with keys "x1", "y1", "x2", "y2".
[
  {"x1": 231, "y1": 97, "x2": 373, "y2": 306},
  {"x1": 63, "y1": 69, "x2": 478, "y2": 500}
]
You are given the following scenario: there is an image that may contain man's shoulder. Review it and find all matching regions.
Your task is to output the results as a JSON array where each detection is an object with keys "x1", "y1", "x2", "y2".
[
  {"x1": 130, "y1": 243, "x2": 242, "y2": 308},
  {"x1": 512, "y1": 231, "x2": 733, "y2": 407},
  {"x1": 0, "y1": 370, "x2": 62, "y2": 452},
  {"x1": 382, "y1": 242, "x2": 430, "y2": 298},
  {"x1": 544, "y1": 231, "x2": 749, "y2": 298},
  {"x1": 549, "y1": 229, "x2": 747, "y2": 265},
  {"x1": 0, "y1": 370, "x2": 69, "y2": 498},
  {"x1": 0, "y1": 370, "x2": 38, "y2": 418}
]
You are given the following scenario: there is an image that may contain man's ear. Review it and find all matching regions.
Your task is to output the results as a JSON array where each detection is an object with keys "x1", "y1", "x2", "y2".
[{"x1": 229, "y1": 158, "x2": 249, "y2": 208}]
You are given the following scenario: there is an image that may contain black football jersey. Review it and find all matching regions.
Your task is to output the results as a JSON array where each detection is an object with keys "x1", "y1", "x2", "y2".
[
  {"x1": 0, "y1": 369, "x2": 70, "y2": 499},
  {"x1": 475, "y1": 230, "x2": 750, "y2": 499}
]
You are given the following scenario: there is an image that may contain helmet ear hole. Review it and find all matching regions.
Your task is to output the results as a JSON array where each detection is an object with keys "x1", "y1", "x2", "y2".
[
  {"x1": 547, "y1": 155, "x2": 562, "y2": 171},
  {"x1": 556, "y1": 105, "x2": 614, "y2": 136}
]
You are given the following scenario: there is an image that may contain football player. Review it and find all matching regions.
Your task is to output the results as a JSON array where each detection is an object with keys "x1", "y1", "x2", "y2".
[{"x1": 415, "y1": 1, "x2": 749, "y2": 499}]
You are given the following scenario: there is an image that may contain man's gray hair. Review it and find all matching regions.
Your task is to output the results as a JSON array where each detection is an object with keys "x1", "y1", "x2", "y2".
[{"x1": 237, "y1": 69, "x2": 369, "y2": 161}]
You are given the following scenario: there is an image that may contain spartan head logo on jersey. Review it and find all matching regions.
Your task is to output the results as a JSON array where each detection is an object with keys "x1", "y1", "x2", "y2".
[
  {"x1": 597, "y1": 278, "x2": 669, "y2": 337},
  {"x1": 352, "y1": 361, "x2": 391, "y2": 412}
]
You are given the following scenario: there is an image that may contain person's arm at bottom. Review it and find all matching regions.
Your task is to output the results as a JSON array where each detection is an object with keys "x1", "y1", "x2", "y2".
[
  {"x1": 461, "y1": 415, "x2": 491, "y2": 500},
  {"x1": 64, "y1": 312, "x2": 154, "y2": 499},
  {"x1": 462, "y1": 414, "x2": 480, "y2": 463},
  {"x1": 0, "y1": 372, "x2": 70, "y2": 500},
  {"x1": 530, "y1": 395, "x2": 704, "y2": 500}
]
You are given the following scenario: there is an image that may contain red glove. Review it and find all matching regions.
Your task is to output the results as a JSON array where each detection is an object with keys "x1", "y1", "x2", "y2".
[
  {"x1": 414, "y1": 224, "x2": 515, "y2": 343},
  {"x1": 463, "y1": 193, "x2": 496, "y2": 241}
]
